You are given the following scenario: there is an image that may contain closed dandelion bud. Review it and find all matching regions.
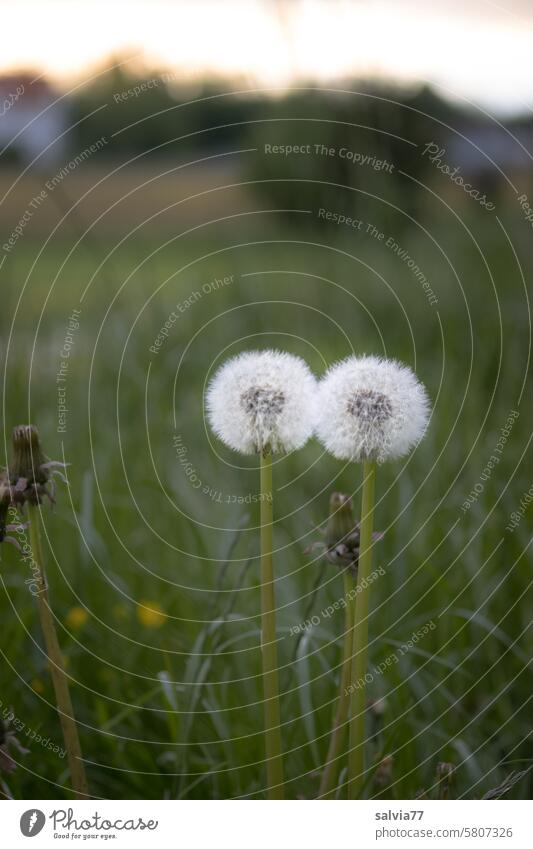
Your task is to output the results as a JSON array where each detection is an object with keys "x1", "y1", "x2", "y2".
[
  {"x1": 324, "y1": 492, "x2": 364, "y2": 576},
  {"x1": 307, "y1": 492, "x2": 383, "y2": 577},
  {"x1": 325, "y1": 492, "x2": 357, "y2": 549},
  {"x1": 9, "y1": 425, "x2": 66, "y2": 506},
  {"x1": 315, "y1": 355, "x2": 430, "y2": 463},
  {"x1": 206, "y1": 350, "x2": 317, "y2": 456},
  {"x1": 11, "y1": 424, "x2": 47, "y2": 479}
]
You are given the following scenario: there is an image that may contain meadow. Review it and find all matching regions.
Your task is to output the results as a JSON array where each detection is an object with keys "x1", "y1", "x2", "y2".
[{"x1": 1, "y1": 196, "x2": 531, "y2": 799}]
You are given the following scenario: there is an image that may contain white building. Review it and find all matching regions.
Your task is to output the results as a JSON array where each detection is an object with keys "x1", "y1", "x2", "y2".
[{"x1": 0, "y1": 74, "x2": 68, "y2": 166}]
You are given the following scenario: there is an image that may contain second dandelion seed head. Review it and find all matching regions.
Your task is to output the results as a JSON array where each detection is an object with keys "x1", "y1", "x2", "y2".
[{"x1": 315, "y1": 355, "x2": 430, "y2": 463}]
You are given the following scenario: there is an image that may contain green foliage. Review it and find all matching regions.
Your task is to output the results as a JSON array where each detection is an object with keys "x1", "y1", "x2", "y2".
[{"x1": 0, "y1": 198, "x2": 531, "y2": 799}]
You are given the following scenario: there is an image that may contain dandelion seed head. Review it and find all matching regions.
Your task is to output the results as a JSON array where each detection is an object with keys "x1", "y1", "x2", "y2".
[
  {"x1": 207, "y1": 349, "x2": 317, "y2": 454},
  {"x1": 315, "y1": 355, "x2": 430, "y2": 462}
]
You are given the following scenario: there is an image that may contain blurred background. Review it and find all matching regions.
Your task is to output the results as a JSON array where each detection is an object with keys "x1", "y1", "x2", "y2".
[{"x1": 0, "y1": 0, "x2": 532, "y2": 801}]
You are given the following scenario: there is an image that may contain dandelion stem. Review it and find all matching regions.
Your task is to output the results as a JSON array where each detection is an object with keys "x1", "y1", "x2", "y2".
[
  {"x1": 348, "y1": 460, "x2": 376, "y2": 799},
  {"x1": 28, "y1": 504, "x2": 89, "y2": 799},
  {"x1": 318, "y1": 569, "x2": 355, "y2": 799},
  {"x1": 259, "y1": 450, "x2": 284, "y2": 799}
]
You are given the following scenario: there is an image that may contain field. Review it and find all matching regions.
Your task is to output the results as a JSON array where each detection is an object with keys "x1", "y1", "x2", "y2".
[{"x1": 1, "y1": 188, "x2": 532, "y2": 800}]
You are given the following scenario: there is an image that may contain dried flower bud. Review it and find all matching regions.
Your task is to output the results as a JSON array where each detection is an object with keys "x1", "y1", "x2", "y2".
[
  {"x1": 325, "y1": 492, "x2": 357, "y2": 549},
  {"x1": 306, "y1": 491, "x2": 383, "y2": 577},
  {"x1": 9, "y1": 425, "x2": 65, "y2": 507}
]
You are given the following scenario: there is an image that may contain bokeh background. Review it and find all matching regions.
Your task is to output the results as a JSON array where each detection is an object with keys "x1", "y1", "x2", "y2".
[{"x1": 0, "y1": 0, "x2": 532, "y2": 800}]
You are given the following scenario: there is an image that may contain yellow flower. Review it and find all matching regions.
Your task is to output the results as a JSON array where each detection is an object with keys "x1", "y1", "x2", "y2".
[
  {"x1": 65, "y1": 606, "x2": 89, "y2": 629},
  {"x1": 137, "y1": 600, "x2": 167, "y2": 628}
]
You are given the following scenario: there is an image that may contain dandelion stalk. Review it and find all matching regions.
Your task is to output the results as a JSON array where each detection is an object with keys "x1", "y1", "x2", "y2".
[
  {"x1": 260, "y1": 449, "x2": 284, "y2": 798},
  {"x1": 28, "y1": 504, "x2": 89, "y2": 798},
  {"x1": 8, "y1": 425, "x2": 89, "y2": 799},
  {"x1": 319, "y1": 569, "x2": 354, "y2": 798},
  {"x1": 207, "y1": 351, "x2": 316, "y2": 799},
  {"x1": 311, "y1": 492, "x2": 383, "y2": 799},
  {"x1": 315, "y1": 355, "x2": 430, "y2": 799},
  {"x1": 348, "y1": 459, "x2": 376, "y2": 799}
]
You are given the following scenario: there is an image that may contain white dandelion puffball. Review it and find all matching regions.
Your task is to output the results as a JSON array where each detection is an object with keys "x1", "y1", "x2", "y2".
[
  {"x1": 206, "y1": 350, "x2": 317, "y2": 455},
  {"x1": 315, "y1": 355, "x2": 430, "y2": 463}
]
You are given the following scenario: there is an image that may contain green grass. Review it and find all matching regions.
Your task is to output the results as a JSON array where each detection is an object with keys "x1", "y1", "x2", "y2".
[{"x1": 1, "y1": 206, "x2": 532, "y2": 799}]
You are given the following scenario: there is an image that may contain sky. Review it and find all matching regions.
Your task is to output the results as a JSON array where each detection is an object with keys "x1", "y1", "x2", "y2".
[{"x1": 1, "y1": 0, "x2": 532, "y2": 115}]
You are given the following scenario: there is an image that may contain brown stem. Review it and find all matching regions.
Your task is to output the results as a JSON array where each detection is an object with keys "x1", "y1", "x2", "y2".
[{"x1": 28, "y1": 504, "x2": 89, "y2": 799}]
